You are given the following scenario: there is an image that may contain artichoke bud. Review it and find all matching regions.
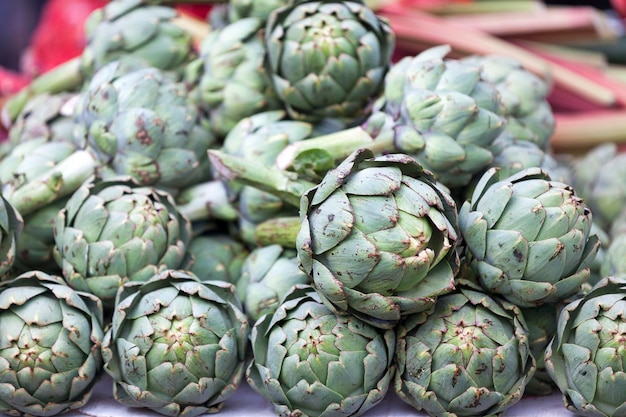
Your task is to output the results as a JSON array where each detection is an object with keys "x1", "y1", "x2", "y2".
[
  {"x1": 459, "y1": 167, "x2": 600, "y2": 307},
  {"x1": 395, "y1": 279, "x2": 536, "y2": 417},
  {"x1": 264, "y1": 0, "x2": 395, "y2": 124},
  {"x1": 247, "y1": 284, "x2": 395, "y2": 417},
  {"x1": 297, "y1": 148, "x2": 459, "y2": 329},
  {"x1": 53, "y1": 177, "x2": 192, "y2": 310},
  {"x1": 0, "y1": 271, "x2": 104, "y2": 417},
  {"x1": 545, "y1": 276, "x2": 626, "y2": 417},
  {"x1": 102, "y1": 270, "x2": 249, "y2": 416}
]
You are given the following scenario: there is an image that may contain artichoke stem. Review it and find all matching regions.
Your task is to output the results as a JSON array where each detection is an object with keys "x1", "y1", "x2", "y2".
[
  {"x1": 276, "y1": 126, "x2": 392, "y2": 171},
  {"x1": 254, "y1": 217, "x2": 301, "y2": 249},
  {"x1": 2, "y1": 57, "x2": 84, "y2": 128},
  {"x1": 208, "y1": 150, "x2": 315, "y2": 208},
  {"x1": 7, "y1": 149, "x2": 100, "y2": 216}
]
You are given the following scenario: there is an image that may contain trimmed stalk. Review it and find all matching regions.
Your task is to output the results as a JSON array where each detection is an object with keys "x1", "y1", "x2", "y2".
[
  {"x1": 254, "y1": 216, "x2": 300, "y2": 248},
  {"x1": 207, "y1": 150, "x2": 316, "y2": 208},
  {"x1": 6, "y1": 149, "x2": 101, "y2": 216}
]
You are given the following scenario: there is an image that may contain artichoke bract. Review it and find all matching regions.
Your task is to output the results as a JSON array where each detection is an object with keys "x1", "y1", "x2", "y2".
[
  {"x1": 0, "y1": 271, "x2": 104, "y2": 417},
  {"x1": 394, "y1": 280, "x2": 535, "y2": 417},
  {"x1": 247, "y1": 284, "x2": 395, "y2": 417},
  {"x1": 236, "y1": 244, "x2": 310, "y2": 322},
  {"x1": 74, "y1": 60, "x2": 216, "y2": 190},
  {"x1": 265, "y1": 0, "x2": 395, "y2": 124},
  {"x1": 545, "y1": 276, "x2": 626, "y2": 417},
  {"x1": 297, "y1": 148, "x2": 459, "y2": 329},
  {"x1": 102, "y1": 270, "x2": 249, "y2": 417},
  {"x1": 53, "y1": 177, "x2": 191, "y2": 309},
  {"x1": 459, "y1": 167, "x2": 599, "y2": 307}
]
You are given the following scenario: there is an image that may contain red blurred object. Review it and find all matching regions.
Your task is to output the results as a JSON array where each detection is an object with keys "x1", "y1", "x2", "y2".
[
  {"x1": 611, "y1": 0, "x2": 626, "y2": 17},
  {"x1": 23, "y1": 0, "x2": 107, "y2": 76},
  {"x1": 175, "y1": 4, "x2": 213, "y2": 20}
]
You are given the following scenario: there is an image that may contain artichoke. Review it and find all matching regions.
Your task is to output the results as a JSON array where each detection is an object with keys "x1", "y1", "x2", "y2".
[
  {"x1": 53, "y1": 177, "x2": 191, "y2": 309},
  {"x1": 81, "y1": 0, "x2": 195, "y2": 75},
  {"x1": 246, "y1": 284, "x2": 395, "y2": 417},
  {"x1": 461, "y1": 54, "x2": 555, "y2": 150},
  {"x1": 236, "y1": 244, "x2": 310, "y2": 322},
  {"x1": 74, "y1": 60, "x2": 216, "y2": 190},
  {"x1": 183, "y1": 233, "x2": 249, "y2": 284},
  {"x1": 459, "y1": 167, "x2": 600, "y2": 307},
  {"x1": 394, "y1": 279, "x2": 535, "y2": 417},
  {"x1": 102, "y1": 269, "x2": 249, "y2": 417},
  {"x1": 571, "y1": 142, "x2": 626, "y2": 231},
  {"x1": 380, "y1": 45, "x2": 507, "y2": 188},
  {"x1": 297, "y1": 148, "x2": 459, "y2": 329},
  {"x1": 185, "y1": 18, "x2": 282, "y2": 138},
  {"x1": 0, "y1": 271, "x2": 104, "y2": 417},
  {"x1": 545, "y1": 275, "x2": 626, "y2": 417},
  {"x1": 265, "y1": 0, "x2": 395, "y2": 123}
]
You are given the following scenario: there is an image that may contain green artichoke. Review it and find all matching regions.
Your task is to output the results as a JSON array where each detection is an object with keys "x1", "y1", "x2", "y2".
[
  {"x1": 0, "y1": 194, "x2": 23, "y2": 281},
  {"x1": 53, "y1": 177, "x2": 191, "y2": 309},
  {"x1": 81, "y1": 0, "x2": 195, "y2": 75},
  {"x1": 459, "y1": 167, "x2": 600, "y2": 307},
  {"x1": 74, "y1": 60, "x2": 216, "y2": 189},
  {"x1": 379, "y1": 46, "x2": 508, "y2": 188},
  {"x1": 185, "y1": 18, "x2": 282, "y2": 138},
  {"x1": 102, "y1": 269, "x2": 249, "y2": 417},
  {"x1": 394, "y1": 279, "x2": 535, "y2": 417},
  {"x1": 183, "y1": 233, "x2": 249, "y2": 284},
  {"x1": 461, "y1": 54, "x2": 555, "y2": 151},
  {"x1": 236, "y1": 244, "x2": 310, "y2": 322},
  {"x1": 545, "y1": 275, "x2": 626, "y2": 417},
  {"x1": 265, "y1": 0, "x2": 395, "y2": 123},
  {"x1": 571, "y1": 142, "x2": 626, "y2": 231},
  {"x1": 297, "y1": 148, "x2": 459, "y2": 329},
  {"x1": 0, "y1": 271, "x2": 104, "y2": 417},
  {"x1": 247, "y1": 284, "x2": 395, "y2": 417}
]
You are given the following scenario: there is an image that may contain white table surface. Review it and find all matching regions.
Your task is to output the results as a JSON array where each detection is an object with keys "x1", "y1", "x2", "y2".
[{"x1": 39, "y1": 374, "x2": 575, "y2": 417}]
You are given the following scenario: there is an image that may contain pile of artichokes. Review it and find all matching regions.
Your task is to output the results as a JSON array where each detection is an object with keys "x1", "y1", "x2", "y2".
[{"x1": 0, "y1": 1, "x2": 624, "y2": 417}]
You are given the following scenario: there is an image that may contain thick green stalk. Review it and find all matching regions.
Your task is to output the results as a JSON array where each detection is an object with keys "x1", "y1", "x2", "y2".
[
  {"x1": 254, "y1": 216, "x2": 301, "y2": 248},
  {"x1": 207, "y1": 150, "x2": 316, "y2": 208},
  {"x1": 2, "y1": 57, "x2": 83, "y2": 127},
  {"x1": 6, "y1": 150, "x2": 100, "y2": 216},
  {"x1": 276, "y1": 126, "x2": 392, "y2": 171}
]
